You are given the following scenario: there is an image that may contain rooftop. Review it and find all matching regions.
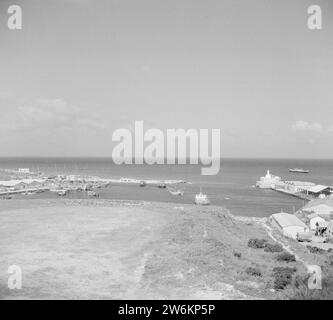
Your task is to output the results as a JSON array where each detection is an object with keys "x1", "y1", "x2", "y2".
[
  {"x1": 0, "y1": 179, "x2": 45, "y2": 187},
  {"x1": 308, "y1": 185, "x2": 331, "y2": 194},
  {"x1": 284, "y1": 181, "x2": 315, "y2": 186},
  {"x1": 271, "y1": 212, "x2": 308, "y2": 229}
]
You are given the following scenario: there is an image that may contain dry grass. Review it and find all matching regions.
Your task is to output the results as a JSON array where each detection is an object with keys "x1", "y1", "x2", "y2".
[{"x1": 0, "y1": 199, "x2": 321, "y2": 300}]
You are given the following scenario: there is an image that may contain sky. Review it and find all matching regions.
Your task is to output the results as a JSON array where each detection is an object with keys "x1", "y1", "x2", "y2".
[{"x1": 0, "y1": 0, "x2": 332, "y2": 158}]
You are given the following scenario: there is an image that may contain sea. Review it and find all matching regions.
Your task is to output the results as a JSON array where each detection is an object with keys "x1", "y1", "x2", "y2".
[{"x1": 1, "y1": 158, "x2": 333, "y2": 217}]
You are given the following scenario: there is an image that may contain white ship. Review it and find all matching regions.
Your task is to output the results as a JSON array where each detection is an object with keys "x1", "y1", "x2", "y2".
[
  {"x1": 256, "y1": 170, "x2": 283, "y2": 189},
  {"x1": 195, "y1": 188, "x2": 210, "y2": 205}
]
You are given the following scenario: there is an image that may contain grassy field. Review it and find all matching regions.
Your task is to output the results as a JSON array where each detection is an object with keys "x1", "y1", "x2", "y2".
[{"x1": 0, "y1": 199, "x2": 329, "y2": 299}]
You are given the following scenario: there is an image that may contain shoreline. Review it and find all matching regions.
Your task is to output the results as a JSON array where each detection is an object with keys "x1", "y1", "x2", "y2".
[{"x1": 0, "y1": 165, "x2": 312, "y2": 218}]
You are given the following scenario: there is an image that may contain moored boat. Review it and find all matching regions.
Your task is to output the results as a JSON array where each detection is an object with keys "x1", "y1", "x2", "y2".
[
  {"x1": 168, "y1": 188, "x2": 184, "y2": 196},
  {"x1": 88, "y1": 190, "x2": 99, "y2": 197},
  {"x1": 57, "y1": 190, "x2": 68, "y2": 196},
  {"x1": 195, "y1": 189, "x2": 210, "y2": 205},
  {"x1": 157, "y1": 182, "x2": 166, "y2": 188},
  {"x1": 139, "y1": 181, "x2": 146, "y2": 187}
]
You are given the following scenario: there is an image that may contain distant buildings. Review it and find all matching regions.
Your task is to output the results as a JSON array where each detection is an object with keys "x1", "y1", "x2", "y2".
[
  {"x1": 270, "y1": 212, "x2": 309, "y2": 239},
  {"x1": 0, "y1": 179, "x2": 45, "y2": 187},
  {"x1": 18, "y1": 168, "x2": 30, "y2": 174},
  {"x1": 283, "y1": 181, "x2": 315, "y2": 193}
]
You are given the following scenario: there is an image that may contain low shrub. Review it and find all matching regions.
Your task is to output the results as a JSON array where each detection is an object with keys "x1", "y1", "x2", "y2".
[
  {"x1": 264, "y1": 243, "x2": 283, "y2": 253},
  {"x1": 273, "y1": 266, "x2": 297, "y2": 274},
  {"x1": 327, "y1": 255, "x2": 333, "y2": 266},
  {"x1": 248, "y1": 238, "x2": 267, "y2": 249},
  {"x1": 276, "y1": 252, "x2": 296, "y2": 262},
  {"x1": 272, "y1": 267, "x2": 297, "y2": 290},
  {"x1": 306, "y1": 246, "x2": 326, "y2": 254},
  {"x1": 245, "y1": 266, "x2": 262, "y2": 277},
  {"x1": 233, "y1": 251, "x2": 242, "y2": 258}
]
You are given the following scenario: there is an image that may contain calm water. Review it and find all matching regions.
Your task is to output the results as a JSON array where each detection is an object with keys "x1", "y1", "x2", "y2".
[{"x1": 1, "y1": 158, "x2": 333, "y2": 217}]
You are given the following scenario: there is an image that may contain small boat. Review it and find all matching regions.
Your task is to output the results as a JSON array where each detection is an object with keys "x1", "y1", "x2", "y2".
[
  {"x1": 139, "y1": 181, "x2": 146, "y2": 187},
  {"x1": 88, "y1": 190, "x2": 99, "y2": 197},
  {"x1": 57, "y1": 190, "x2": 68, "y2": 196},
  {"x1": 289, "y1": 168, "x2": 309, "y2": 174},
  {"x1": 83, "y1": 184, "x2": 93, "y2": 191},
  {"x1": 157, "y1": 182, "x2": 166, "y2": 189},
  {"x1": 24, "y1": 191, "x2": 37, "y2": 196},
  {"x1": 168, "y1": 188, "x2": 184, "y2": 196},
  {"x1": 1, "y1": 196, "x2": 12, "y2": 200},
  {"x1": 195, "y1": 188, "x2": 210, "y2": 205}
]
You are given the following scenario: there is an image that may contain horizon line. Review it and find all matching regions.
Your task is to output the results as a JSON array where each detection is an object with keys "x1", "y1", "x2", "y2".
[{"x1": 0, "y1": 156, "x2": 333, "y2": 161}]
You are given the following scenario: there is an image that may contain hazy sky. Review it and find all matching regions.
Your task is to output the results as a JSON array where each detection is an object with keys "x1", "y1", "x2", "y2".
[{"x1": 0, "y1": 0, "x2": 332, "y2": 158}]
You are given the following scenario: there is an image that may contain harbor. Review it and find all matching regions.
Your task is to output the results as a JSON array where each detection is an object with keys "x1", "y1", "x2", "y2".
[
  {"x1": 1, "y1": 160, "x2": 330, "y2": 217},
  {"x1": 0, "y1": 167, "x2": 189, "y2": 202},
  {"x1": 256, "y1": 169, "x2": 333, "y2": 252},
  {"x1": 256, "y1": 169, "x2": 333, "y2": 201},
  {"x1": 1, "y1": 161, "x2": 332, "y2": 300}
]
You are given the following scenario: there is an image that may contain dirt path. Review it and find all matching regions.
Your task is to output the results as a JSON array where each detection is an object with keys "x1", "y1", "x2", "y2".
[{"x1": 262, "y1": 222, "x2": 310, "y2": 269}]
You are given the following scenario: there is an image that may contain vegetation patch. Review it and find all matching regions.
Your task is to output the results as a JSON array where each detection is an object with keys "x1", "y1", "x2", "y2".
[
  {"x1": 233, "y1": 251, "x2": 242, "y2": 258},
  {"x1": 306, "y1": 246, "x2": 326, "y2": 254},
  {"x1": 276, "y1": 252, "x2": 296, "y2": 263},
  {"x1": 272, "y1": 267, "x2": 297, "y2": 290},
  {"x1": 248, "y1": 238, "x2": 267, "y2": 249},
  {"x1": 264, "y1": 243, "x2": 283, "y2": 253},
  {"x1": 245, "y1": 266, "x2": 262, "y2": 277}
]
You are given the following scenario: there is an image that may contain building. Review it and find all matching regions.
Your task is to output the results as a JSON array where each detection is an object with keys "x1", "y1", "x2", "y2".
[
  {"x1": 283, "y1": 181, "x2": 315, "y2": 193},
  {"x1": 308, "y1": 214, "x2": 327, "y2": 230},
  {"x1": 302, "y1": 197, "x2": 333, "y2": 216},
  {"x1": 66, "y1": 175, "x2": 84, "y2": 182},
  {"x1": 0, "y1": 179, "x2": 45, "y2": 188},
  {"x1": 307, "y1": 185, "x2": 332, "y2": 198},
  {"x1": 256, "y1": 170, "x2": 283, "y2": 189},
  {"x1": 18, "y1": 168, "x2": 30, "y2": 174},
  {"x1": 270, "y1": 212, "x2": 309, "y2": 239}
]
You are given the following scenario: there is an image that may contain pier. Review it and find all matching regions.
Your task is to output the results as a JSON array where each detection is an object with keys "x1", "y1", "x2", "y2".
[{"x1": 273, "y1": 187, "x2": 312, "y2": 201}]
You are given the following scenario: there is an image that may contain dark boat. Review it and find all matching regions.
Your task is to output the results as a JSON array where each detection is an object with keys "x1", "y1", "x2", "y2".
[
  {"x1": 139, "y1": 181, "x2": 146, "y2": 187},
  {"x1": 289, "y1": 168, "x2": 309, "y2": 174},
  {"x1": 157, "y1": 182, "x2": 166, "y2": 188}
]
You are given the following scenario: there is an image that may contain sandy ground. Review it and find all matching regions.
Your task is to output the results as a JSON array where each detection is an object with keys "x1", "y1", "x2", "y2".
[{"x1": 0, "y1": 199, "x2": 306, "y2": 300}]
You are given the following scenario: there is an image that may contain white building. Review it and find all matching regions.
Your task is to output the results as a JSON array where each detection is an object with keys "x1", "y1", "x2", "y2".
[
  {"x1": 66, "y1": 175, "x2": 83, "y2": 182},
  {"x1": 308, "y1": 214, "x2": 327, "y2": 230},
  {"x1": 307, "y1": 185, "x2": 332, "y2": 198},
  {"x1": 270, "y1": 212, "x2": 309, "y2": 239},
  {"x1": 18, "y1": 168, "x2": 30, "y2": 174},
  {"x1": 283, "y1": 181, "x2": 315, "y2": 193}
]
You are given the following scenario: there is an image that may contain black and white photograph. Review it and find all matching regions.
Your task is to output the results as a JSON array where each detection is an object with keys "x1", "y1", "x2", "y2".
[{"x1": 0, "y1": 0, "x2": 333, "y2": 305}]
